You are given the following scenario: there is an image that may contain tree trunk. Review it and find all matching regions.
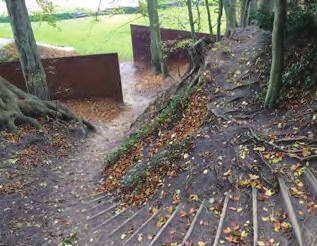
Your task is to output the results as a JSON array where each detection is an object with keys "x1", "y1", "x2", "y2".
[
  {"x1": 264, "y1": 0, "x2": 286, "y2": 109},
  {"x1": 240, "y1": 0, "x2": 251, "y2": 28},
  {"x1": 0, "y1": 76, "x2": 94, "y2": 132},
  {"x1": 222, "y1": 0, "x2": 237, "y2": 35},
  {"x1": 147, "y1": 0, "x2": 167, "y2": 76},
  {"x1": 217, "y1": 0, "x2": 223, "y2": 41},
  {"x1": 5, "y1": 0, "x2": 49, "y2": 100},
  {"x1": 95, "y1": 0, "x2": 102, "y2": 21},
  {"x1": 205, "y1": 0, "x2": 213, "y2": 37},
  {"x1": 186, "y1": 0, "x2": 197, "y2": 41},
  {"x1": 248, "y1": 0, "x2": 257, "y2": 24},
  {"x1": 195, "y1": 0, "x2": 201, "y2": 32}
]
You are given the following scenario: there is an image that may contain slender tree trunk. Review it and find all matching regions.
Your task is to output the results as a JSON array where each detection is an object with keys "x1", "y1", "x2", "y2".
[
  {"x1": 222, "y1": 0, "x2": 237, "y2": 35},
  {"x1": 195, "y1": 0, "x2": 201, "y2": 32},
  {"x1": 248, "y1": 0, "x2": 257, "y2": 24},
  {"x1": 264, "y1": 0, "x2": 286, "y2": 109},
  {"x1": 147, "y1": 0, "x2": 167, "y2": 76},
  {"x1": 205, "y1": 0, "x2": 213, "y2": 37},
  {"x1": 95, "y1": 0, "x2": 102, "y2": 21},
  {"x1": 5, "y1": 0, "x2": 49, "y2": 100},
  {"x1": 217, "y1": 0, "x2": 223, "y2": 41},
  {"x1": 186, "y1": 0, "x2": 197, "y2": 41},
  {"x1": 240, "y1": 0, "x2": 251, "y2": 27}
]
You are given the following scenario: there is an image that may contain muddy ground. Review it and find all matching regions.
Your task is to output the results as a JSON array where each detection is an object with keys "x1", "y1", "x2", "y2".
[
  {"x1": 0, "y1": 62, "x2": 182, "y2": 245},
  {"x1": 98, "y1": 26, "x2": 317, "y2": 245},
  {"x1": 1, "y1": 26, "x2": 317, "y2": 246}
]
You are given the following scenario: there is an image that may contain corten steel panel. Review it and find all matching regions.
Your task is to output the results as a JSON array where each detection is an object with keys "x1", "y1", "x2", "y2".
[
  {"x1": 0, "y1": 53, "x2": 123, "y2": 102},
  {"x1": 130, "y1": 24, "x2": 212, "y2": 64}
]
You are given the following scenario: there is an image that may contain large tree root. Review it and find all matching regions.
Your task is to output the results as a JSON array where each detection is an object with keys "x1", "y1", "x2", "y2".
[
  {"x1": 248, "y1": 128, "x2": 317, "y2": 162},
  {"x1": 0, "y1": 76, "x2": 95, "y2": 132}
]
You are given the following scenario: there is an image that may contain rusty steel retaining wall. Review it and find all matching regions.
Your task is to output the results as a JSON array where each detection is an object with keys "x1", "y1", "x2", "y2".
[
  {"x1": 131, "y1": 24, "x2": 212, "y2": 64},
  {"x1": 0, "y1": 53, "x2": 123, "y2": 102}
]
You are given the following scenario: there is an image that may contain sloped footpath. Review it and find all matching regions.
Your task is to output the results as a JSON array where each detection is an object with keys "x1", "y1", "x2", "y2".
[
  {"x1": 85, "y1": 26, "x2": 317, "y2": 246},
  {"x1": 0, "y1": 63, "x2": 178, "y2": 245}
]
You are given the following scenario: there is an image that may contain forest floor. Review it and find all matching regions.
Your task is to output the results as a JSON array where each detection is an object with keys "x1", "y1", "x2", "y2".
[
  {"x1": 0, "y1": 62, "x2": 184, "y2": 245},
  {"x1": 1, "y1": 26, "x2": 317, "y2": 246},
  {"x1": 92, "y1": 26, "x2": 317, "y2": 246}
]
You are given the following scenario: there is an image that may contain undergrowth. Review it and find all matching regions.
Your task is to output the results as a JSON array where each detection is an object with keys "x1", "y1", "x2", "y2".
[
  {"x1": 279, "y1": 40, "x2": 317, "y2": 103},
  {"x1": 256, "y1": 3, "x2": 317, "y2": 38},
  {"x1": 104, "y1": 84, "x2": 195, "y2": 168},
  {"x1": 121, "y1": 135, "x2": 192, "y2": 188}
]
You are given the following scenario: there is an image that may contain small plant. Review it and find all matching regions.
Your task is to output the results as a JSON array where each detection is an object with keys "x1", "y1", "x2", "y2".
[
  {"x1": 255, "y1": 7, "x2": 274, "y2": 31},
  {"x1": 282, "y1": 43, "x2": 317, "y2": 89},
  {"x1": 256, "y1": 3, "x2": 317, "y2": 37}
]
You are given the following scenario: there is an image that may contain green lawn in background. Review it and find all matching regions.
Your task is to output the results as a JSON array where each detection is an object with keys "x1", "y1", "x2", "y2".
[{"x1": 0, "y1": 6, "x2": 226, "y2": 61}]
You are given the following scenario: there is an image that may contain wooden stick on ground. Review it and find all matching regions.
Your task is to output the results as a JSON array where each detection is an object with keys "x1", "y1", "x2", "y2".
[
  {"x1": 278, "y1": 177, "x2": 304, "y2": 246},
  {"x1": 181, "y1": 200, "x2": 205, "y2": 245},
  {"x1": 124, "y1": 208, "x2": 160, "y2": 245},
  {"x1": 252, "y1": 186, "x2": 258, "y2": 246},
  {"x1": 149, "y1": 205, "x2": 181, "y2": 246},
  {"x1": 213, "y1": 192, "x2": 230, "y2": 246}
]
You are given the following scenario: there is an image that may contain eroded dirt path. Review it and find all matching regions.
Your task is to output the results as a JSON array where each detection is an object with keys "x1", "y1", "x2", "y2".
[
  {"x1": 74, "y1": 27, "x2": 317, "y2": 246},
  {"x1": 0, "y1": 62, "x2": 179, "y2": 245}
]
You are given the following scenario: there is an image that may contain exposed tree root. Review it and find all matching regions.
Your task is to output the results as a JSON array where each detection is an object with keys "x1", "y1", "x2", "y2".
[
  {"x1": 248, "y1": 128, "x2": 317, "y2": 162},
  {"x1": 225, "y1": 80, "x2": 258, "y2": 91},
  {"x1": 0, "y1": 76, "x2": 95, "y2": 132}
]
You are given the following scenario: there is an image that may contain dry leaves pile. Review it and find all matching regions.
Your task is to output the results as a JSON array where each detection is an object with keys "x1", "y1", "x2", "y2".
[
  {"x1": 1, "y1": 120, "x2": 73, "y2": 167},
  {"x1": 63, "y1": 98, "x2": 122, "y2": 123},
  {"x1": 102, "y1": 90, "x2": 208, "y2": 206}
]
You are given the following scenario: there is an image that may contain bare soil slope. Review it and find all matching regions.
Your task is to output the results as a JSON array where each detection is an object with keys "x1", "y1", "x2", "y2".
[{"x1": 93, "y1": 26, "x2": 317, "y2": 246}]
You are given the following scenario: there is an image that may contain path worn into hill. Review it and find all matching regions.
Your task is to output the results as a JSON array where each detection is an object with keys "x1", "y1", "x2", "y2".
[
  {"x1": 77, "y1": 27, "x2": 317, "y2": 246},
  {"x1": 1, "y1": 27, "x2": 317, "y2": 246},
  {"x1": 0, "y1": 63, "x2": 178, "y2": 245}
]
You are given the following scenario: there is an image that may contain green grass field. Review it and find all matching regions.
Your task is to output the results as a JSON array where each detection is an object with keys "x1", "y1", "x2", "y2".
[{"x1": 0, "y1": 6, "x2": 226, "y2": 61}]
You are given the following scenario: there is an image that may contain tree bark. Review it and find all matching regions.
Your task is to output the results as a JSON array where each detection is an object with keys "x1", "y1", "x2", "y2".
[
  {"x1": 264, "y1": 0, "x2": 286, "y2": 109},
  {"x1": 217, "y1": 0, "x2": 223, "y2": 41},
  {"x1": 248, "y1": 0, "x2": 257, "y2": 24},
  {"x1": 147, "y1": 0, "x2": 167, "y2": 76},
  {"x1": 194, "y1": 0, "x2": 201, "y2": 32},
  {"x1": 5, "y1": 0, "x2": 49, "y2": 100},
  {"x1": 205, "y1": 0, "x2": 213, "y2": 37},
  {"x1": 222, "y1": 0, "x2": 237, "y2": 35},
  {"x1": 186, "y1": 0, "x2": 197, "y2": 41},
  {"x1": 240, "y1": 0, "x2": 251, "y2": 28}
]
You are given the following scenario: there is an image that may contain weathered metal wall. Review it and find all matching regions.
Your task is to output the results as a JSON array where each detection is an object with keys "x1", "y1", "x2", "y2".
[
  {"x1": 131, "y1": 24, "x2": 211, "y2": 64},
  {"x1": 0, "y1": 53, "x2": 123, "y2": 102}
]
